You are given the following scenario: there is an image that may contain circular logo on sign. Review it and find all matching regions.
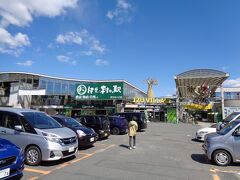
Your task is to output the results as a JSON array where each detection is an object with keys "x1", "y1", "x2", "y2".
[{"x1": 77, "y1": 85, "x2": 87, "y2": 95}]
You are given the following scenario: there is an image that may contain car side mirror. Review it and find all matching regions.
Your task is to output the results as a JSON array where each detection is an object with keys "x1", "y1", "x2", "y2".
[
  {"x1": 216, "y1": 122, "x2": 222, "y2": 131},
  {"x1": 14, "y1": 125, "x2": 23, "y2": 132},
  {"x1": 233, "y1": 130, "x2": 240, "y2": 137}
]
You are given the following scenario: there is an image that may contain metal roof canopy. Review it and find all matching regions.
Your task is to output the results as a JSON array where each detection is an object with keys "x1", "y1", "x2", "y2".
[{"x1": 175, "y1": 69, "x2": 229, "y2": 99}]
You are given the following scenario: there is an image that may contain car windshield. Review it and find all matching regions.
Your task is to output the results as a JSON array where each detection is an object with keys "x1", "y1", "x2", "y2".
[
  {"x1": 218, "y1": 121, "x2": 240, "y2": 135},
  {"x1": 22, "y1": 112, "x2": 62, "y2": 129},
  {"x1": 63, "y1": 117, "x2": 83, "y2": 127},
  {"x1": 224, "y1": 112, "x2": 240, "y2": 122}
]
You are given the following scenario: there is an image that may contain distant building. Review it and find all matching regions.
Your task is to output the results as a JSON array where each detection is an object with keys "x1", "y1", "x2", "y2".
[
  {"x1": 215, "y1": 87, "x2": 240, "y2": 118},
  {"x1": 0, "y1": 72, "x2": 146, "y2": 116}
]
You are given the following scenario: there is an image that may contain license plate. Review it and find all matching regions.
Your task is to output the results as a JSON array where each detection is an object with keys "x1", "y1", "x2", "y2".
[
  {"x1": 90, "y1": 137, "x2": 94, "y2": 142},
  {"x1": 0, "y1": 168, "x2": 10, "y2": 179},
  {"x1": 69, "y1": 147, "x2": 74, "y2": 152}
]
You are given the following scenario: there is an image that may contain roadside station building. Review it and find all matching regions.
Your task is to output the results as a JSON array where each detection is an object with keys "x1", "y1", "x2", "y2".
[
  {"x1": 0, "y1": 72, "x2": 146, "y2": 116},
  {"x1": 175, "y1": 69, "x2": 229, "y2": 123}
]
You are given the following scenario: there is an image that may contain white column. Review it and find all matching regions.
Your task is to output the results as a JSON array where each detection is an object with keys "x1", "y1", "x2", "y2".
[{"x1": 221, "y1": 86, "x2": 225, "y2": 119}]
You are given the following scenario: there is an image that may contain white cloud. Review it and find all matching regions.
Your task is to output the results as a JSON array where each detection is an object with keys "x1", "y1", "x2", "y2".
[
  {"x1": 16, "y1": 60, "x2": 33, "y2": 66},
  {"x1": 106, "y1": 0, "x2": 134, "y2": 25},
  {"x1": 0, "y1": 27, "x2": 30, "y2": 55},
  {"x1": 0, "y1": 0, "x2": 78, "y2": 28},
  {"x1": 56, "y1": 55, "x2": 76, "y2": 65},
  {"x1": 224, "y1": 78, "x2": 240, "y2": 88},
  {"x1": 0, "y1": 0, "x2": 78, "y2": 55},
  {"x1": 56, "y1": 32, "x2": 83, "y2": 45},
  {"x1": 95, "y1": 59, "x2": 109, "y2": 66},
  {"x1": 81, "y1": 51, "x2": 93, "y2": 56},
  {"x1": 47, "y1": 43, "x2": 54, "y2": 49},
  {"x1": 56, "y1": 29, "x2": 106, "y2": 55}
]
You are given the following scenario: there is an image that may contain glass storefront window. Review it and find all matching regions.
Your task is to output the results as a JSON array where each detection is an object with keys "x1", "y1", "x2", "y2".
[
  {"x1": 69, "y1": 83, "x2": 75, "y2": 96},
  {"x1": 54, "y1": 81, "x2": 61, "y2": 95},
  {"x1": 26, "y1": 78, "x2": 32, "y2": 84},
  {"x1": 215, "y1": 92, "x2": 221, "y2": 97},
  {"x1": 123, "y1": 83, "x2": 146, "y2": 100},
  {"x1": 33, "y1": 79, "x2": 39, "y2": 88},
  {"x1": 46, "y1": 81, "x2": 54, "y2": 95},
  {"x1": 62, "y1": 82, "x2": 68, "y2": 95},
  {"x1": 39, "y1": 80, "x2": 46, "y2": 89},
  {"x1": 222, "y1": 92, "x2": 240, "y2": 99}
]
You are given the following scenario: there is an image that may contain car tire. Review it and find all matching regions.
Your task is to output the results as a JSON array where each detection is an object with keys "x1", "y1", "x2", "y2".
[
  {"x1": 25, "y1": 146, "x2": 42, "y2": 166},
  {"x1": 213, "y1": 150, "x2": 231, "y2": 166},
  {"x1": 112, "y1": 127, "x2": 120, "y2": 135}
]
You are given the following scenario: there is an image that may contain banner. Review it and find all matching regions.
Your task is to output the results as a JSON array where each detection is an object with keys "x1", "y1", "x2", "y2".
[
  {"x1": 184, "y1": 103, "x2": 213, "y2": 110},
  {"x1": 75, "y1": 82, "x2": 123, "y2": 100}
]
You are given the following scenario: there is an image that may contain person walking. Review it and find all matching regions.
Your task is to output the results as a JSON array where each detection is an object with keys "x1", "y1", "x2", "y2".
[{"x1": 128, "y1": 117, "x2": 138, "y2": 150}]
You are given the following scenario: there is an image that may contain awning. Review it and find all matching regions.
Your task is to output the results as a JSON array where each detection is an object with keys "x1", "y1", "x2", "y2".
[
  {"x1": 175, "y1": 69, "x2": 229, "y2": 99},
  {"x1": 184, "y1": 103, "x2": 213, "y2": 110}
]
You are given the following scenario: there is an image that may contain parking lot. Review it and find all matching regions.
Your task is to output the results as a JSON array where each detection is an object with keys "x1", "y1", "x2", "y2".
[{"x1": 22, "y1": 122, "x2": 240, "y2": 180}]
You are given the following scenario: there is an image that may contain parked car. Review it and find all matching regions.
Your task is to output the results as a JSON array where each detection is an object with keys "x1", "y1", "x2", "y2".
[
  {"x1": 114, "y1": 112, "x2": 147, "y2": 131},
  {"x1": 108, "y1": 116, "x2": 128, "y2": 135},
  {"x1": 203, "y1": 119, "x2": 240, "y2": 166},
  {"x1": 0, "y1": 107, "x2": 78, "y2": 166},
  {"x1": 0, "y1": 138, "x2": 24, "y2": 179},
  {"x1": 195, "y1": 112, "x2": 240, "y2": 141},
  {"x1": 195, "y1": 124, "x2": 217, "y2": 141},
  {"x1": 76, "y1": 115, "x2": 110, "y2": 139},
  {"x1": 52, "y1": 115, "x2": 98, "y2": 147}
]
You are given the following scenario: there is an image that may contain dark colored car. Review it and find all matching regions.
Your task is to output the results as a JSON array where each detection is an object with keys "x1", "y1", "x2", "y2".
[
  {"x1": 114, "y1": 112, "x2": 147, "y2": 131},
  {"x1": 52, "y1": 115, "x2": 98, "y2": 147},
  {"x1": 0, "y1": 138, "x2": 24, "y2": 179},
  {"x1": 76, "y1": 115, "x2": 110, "y2": 139},
  {"x1": 108, "y1": 116, "x2": 128, "y2": 135}
]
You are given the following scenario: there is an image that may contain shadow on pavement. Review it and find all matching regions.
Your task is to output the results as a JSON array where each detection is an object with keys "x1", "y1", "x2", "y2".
[
  {"x1": 119, "y1": 144, "x2": 129, "y2": 149},
  {"x1": 191, "y1": 154, "x2": 210, "y2": 165},
  {"x1": 78, "y1": 144, "x2": 94, "y2": 150},
  {"x1": 191, "y1": 138, "x2": 203, "y2": 143},
  {"x1": 40, "y1": 155, "x2": 76, "y2": 167}
]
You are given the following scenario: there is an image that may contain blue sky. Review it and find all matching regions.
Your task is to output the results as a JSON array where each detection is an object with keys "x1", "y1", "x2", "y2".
[{"x1": 1, "y1": 0, "x2": 240, "y2": 96}]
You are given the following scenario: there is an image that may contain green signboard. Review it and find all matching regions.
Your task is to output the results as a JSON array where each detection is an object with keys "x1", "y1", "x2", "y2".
[{"x1": 75, "y1": 82, "x2": 123, "y2": 100}]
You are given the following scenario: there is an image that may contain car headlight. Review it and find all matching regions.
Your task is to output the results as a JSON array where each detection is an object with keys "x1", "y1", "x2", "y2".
[
  {"x1": 99, "y1": 130, "x2": 104, "y2": 133},
  {"x1": 77, "y1": 130, "x2": 86, "y2": 137},
  {"x1": 42, "y1": 132, "x2": 62, "y2": 143}
]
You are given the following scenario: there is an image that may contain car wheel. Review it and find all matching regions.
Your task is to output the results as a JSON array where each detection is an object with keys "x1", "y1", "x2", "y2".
[
  {"x1": 25, "y1": 146, "x2": 42, "y2": 166},
  {"x1": 213, "y1": 150, "x2": 231, "y2": 166},
  {"x1": 112, "y1": 127, "x2": 120, "y2": 135}
]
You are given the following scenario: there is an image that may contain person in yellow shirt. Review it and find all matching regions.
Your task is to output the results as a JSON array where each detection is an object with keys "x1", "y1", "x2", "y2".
[{"x1": 128, "y1": 116, "x2": 138, "y2": 150}]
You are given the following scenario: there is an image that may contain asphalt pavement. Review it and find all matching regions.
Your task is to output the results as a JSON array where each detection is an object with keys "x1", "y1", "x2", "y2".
[{"x1": 22, "y1": 122, "x2": 240, "y2": 180}]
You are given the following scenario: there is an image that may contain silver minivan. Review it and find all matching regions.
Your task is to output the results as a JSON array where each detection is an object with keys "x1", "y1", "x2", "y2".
[
  {"x1": 203, "y1": 119, "x2": 240, "y2": 166},
  {"x1": 0, "y1": 107, "x2": 78, "y2": 166}
]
